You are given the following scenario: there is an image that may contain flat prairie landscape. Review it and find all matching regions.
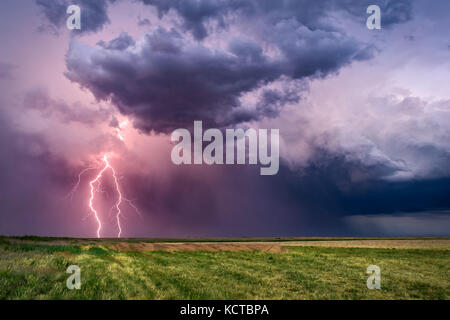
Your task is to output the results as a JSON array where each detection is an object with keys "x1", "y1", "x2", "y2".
[{"x1": 0, "y1": 236, "x2": 448, "y2": 300}]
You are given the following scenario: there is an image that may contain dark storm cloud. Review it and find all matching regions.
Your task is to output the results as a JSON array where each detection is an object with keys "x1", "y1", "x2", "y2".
[
  {"x1": 65, "y1": 20, "x2": 373, "y2": 133},
  {"x1": 97, "y1": 32, "x2": 135, "y2": 51},
  {"x1": 61, "y1": 0, "x2": 415, "y2": 133},
  {"x1": 35, "y1": 0, "x2": 114, "y2": 34},
  {"x1": 66, "y1": 30, "x2": 277, "y2": 133},
  {"x1": 140, "y1": 0, "x2": 412, "y2": 40},
  {"x1": 255, "y1": 86, "x2": 303, "y2": 119},
  {"x1": 345, "y1": 211, "x2": 450, "y2": 236}
]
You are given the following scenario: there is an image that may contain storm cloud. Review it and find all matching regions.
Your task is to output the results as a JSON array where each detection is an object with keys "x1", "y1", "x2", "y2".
[
  {"x1": 139, "y1": 0, "x2": 412, "y2": 40},
  {"x1": 0, "y1": 0, "x2": 449, "y2": 237},
  {"x1": 36, "y1": 0, "x2": 114, "y2": 34},
  {"x1": 65, "y1": 15, "x2": 375, "y2": 133}
]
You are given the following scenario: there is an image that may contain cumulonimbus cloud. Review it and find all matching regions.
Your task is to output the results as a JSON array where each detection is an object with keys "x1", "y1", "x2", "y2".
[
  {"x1": 139, "y1": 0, "x2": 412, "y2": 40},
  {"x1": 64, "y1": 14, "x2": 377, "y2": 133}
]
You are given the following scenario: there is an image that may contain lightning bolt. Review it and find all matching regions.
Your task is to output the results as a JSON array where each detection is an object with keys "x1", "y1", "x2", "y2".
[
  {"x1": 87, "y1": 153, "x2": 125, "y2": 238},
  {"x1": 66, "y1": 167, "x2": 98, "y2": 201},
  {"x1": 68, "y1": 119, "x2": 139, "y2": 238}
]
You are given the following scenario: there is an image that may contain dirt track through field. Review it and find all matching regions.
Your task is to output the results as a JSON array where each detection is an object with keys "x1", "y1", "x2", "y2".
[
  {"x1": 107, "y1": 239, "x2": 450, "y2": 251},
  {"x1": 7, "y1": 238, "x2": 450, "y2": 251}
]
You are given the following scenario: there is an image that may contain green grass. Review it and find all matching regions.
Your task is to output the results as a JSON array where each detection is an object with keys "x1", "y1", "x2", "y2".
[{"x1": 0, "y1": 239, "x2": 448, "y2": 300}]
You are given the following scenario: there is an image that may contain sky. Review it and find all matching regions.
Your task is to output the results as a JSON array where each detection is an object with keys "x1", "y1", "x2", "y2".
[{"x1": 0, "y1": 0, "x2": 449, "y2": 238}]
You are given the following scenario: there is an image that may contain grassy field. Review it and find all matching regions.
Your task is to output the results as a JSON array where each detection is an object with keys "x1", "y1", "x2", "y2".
[{"x1": 0, "y1": 236, "x2": 448, "y2": 300}]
